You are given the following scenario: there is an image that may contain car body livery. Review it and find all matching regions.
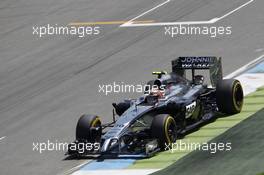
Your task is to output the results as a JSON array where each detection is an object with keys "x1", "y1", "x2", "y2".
[{"x1": 67, "y1": 57, "x2": 244, "y2": 158}]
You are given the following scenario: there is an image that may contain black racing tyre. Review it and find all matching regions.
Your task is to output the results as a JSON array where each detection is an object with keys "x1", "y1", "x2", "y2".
[
  {"x1": 216, "y1": 79, "x2": 244, "y2": 114},
  {"x1": 151, "y1": 114, "x2": 177, "y2": 150},
  {"x1": 75, "y1": 114, "x2": 102, "y2": 142}
]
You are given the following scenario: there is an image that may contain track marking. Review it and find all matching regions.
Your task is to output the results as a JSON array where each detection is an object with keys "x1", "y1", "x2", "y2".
[
  {"x1": 68, "y1": 20, "x2": 155, "y2": 26},
  {"x1": 123, "y1": 0, "x2": 170, "y2": 26},
  {"x1": 214, "y1": 0, "x2": 254, "y2": 22},
  {"x1": 120, "y1": 0, "x2": 254, "y2": 27},
  {"x1": 225, "y1": 54, "x2": 264, "y2": 79},
  {"x1": 0, "y1": 136, "x2": 6, "y2": 141}
]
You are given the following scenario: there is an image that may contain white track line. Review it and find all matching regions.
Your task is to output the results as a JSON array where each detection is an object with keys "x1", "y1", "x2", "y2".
[
  {"x1": 0, "y1": 136, "x2": 6, "y2": 141},
  {"x1": 120, "y1": 0, "x2": 254, "y2": 27},
  {"x1": 225, "y1": 54, "x2": 264, "y2": 79},
  {"x1": 214, "y1": 0, "x2": 254, "y2": 22},
  {"x1": 121, "y1": 0, "x2": 170, "y2": 27}
]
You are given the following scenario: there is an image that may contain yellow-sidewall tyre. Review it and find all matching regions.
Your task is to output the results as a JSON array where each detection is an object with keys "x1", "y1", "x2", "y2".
[
  {"x1": 76, "y1": 114, "x2": 102, "y2": 142},
  {"x1": 151, "y1": 114, "x2": 177, "y2": 150},
  {"x1": 216, "y1": 79, "x2": 244, "y2": 114}
]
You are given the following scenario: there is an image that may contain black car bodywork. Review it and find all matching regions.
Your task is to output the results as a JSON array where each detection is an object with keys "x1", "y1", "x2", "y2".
[{"x1": 67, "y1": 57, "x2": 244, "y2": 158}]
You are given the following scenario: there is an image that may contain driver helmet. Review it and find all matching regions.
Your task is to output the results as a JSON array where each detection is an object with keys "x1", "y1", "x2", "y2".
[{"x1": 194, "y1": 75, "x2": 204, "y2": 85}]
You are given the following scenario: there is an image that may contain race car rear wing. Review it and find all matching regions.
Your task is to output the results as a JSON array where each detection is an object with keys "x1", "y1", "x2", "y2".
[{"x1": 172, "y1": 57, "x2": 223, "y2": 87}]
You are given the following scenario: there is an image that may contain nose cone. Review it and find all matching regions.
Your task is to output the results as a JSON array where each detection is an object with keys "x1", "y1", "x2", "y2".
[
  {"x1": 100, "y1": 139, "x2": 110, "y2": 153},
  {"x1": 100, "y1": 138, "x2": 119, "y2": 153}
]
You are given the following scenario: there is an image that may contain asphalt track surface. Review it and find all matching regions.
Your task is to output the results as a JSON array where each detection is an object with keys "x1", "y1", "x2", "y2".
[{"x1": 0, "y1": 0, "x2": 263, "y2": 174}]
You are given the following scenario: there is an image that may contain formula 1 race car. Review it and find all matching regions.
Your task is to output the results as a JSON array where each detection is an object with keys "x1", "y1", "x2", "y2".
[{"x1": 67, "y1": 57, "x2": 244, "y2": 158}]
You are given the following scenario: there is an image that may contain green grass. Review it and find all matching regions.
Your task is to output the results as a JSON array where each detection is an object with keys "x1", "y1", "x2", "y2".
[
  {"x1": 129, "y1": 87, "x2": 264, "y2": 169},
  {"x1": 152, "y1": 108, "x2": 264, "y2": 175}
]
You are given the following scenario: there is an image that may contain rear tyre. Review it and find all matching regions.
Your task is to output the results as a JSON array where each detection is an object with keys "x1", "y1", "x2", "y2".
[
  {"x1": 216, "y1": 79, "x2": 244, "y2": 114},
  {"x1": 151, "y1": 114, "x2": 177, "y2": 150},
  {"x1": 75, "y1": 114, "x2": 102, "y2": 142}
]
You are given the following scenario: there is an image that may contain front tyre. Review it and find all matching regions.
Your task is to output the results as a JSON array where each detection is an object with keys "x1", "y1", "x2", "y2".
[
  {"x1": 75, "y1": 114, "x2": 102, "y2": 142},
  {"x1": 151, "y1": 114, "x2": 177, "y2": 150},
  {"x1": 216, "y1": 79, "x2": 244, "y2": 114}
]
